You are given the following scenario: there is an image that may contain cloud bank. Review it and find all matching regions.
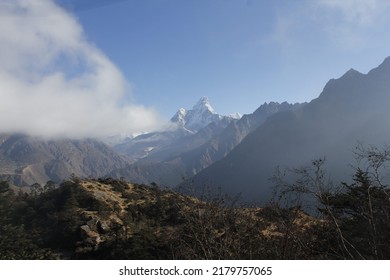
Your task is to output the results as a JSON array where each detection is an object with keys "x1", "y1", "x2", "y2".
[{"x1": 0, "y1": 0, "x2": 163, "y2": 139}]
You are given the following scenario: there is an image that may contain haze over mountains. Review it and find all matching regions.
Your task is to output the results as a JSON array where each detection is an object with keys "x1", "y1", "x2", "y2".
[
  {"x1": 0, "y1": 134, "x2": 127, "y2": 186},
  {"x1": 1, "y1": 57, "x2": 390, "y2": 205}
]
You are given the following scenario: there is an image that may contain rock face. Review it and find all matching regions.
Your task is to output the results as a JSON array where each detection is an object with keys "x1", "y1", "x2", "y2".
[
  {"x1": 185, "y1": 57, "x2": 390, "y2": 204},
  {"x1": 0, "y1": 134, "x2": 128, "y2": 186},
  {"x1": 77, "y1": 216, "x2": 111, "y2": 254}
]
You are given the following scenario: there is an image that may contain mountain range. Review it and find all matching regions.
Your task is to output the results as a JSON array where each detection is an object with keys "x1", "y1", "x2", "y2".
[
  {"x1": 0, "y1": 95, "x2": 302, "y2": 189},
  {"x1": 1, "y1": 57, "x2": 390, "y2": 206},
  {"x1": 110, "y1": 99, "x2": 303, "y2": 187}
]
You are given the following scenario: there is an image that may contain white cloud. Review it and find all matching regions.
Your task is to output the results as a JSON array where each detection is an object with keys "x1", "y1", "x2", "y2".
[
  {"x1": 311, "y1": 0, "x2": 390, "y2": 49},
  {"x1": 0, "y1": 0, "x2": 163, "y2": 139},
  {"x1": 266, "y1": 0, "x2": 390, "y2": 53},
  {"x1": 316, "y1": 0, "x2": 390, "y2": 26}
]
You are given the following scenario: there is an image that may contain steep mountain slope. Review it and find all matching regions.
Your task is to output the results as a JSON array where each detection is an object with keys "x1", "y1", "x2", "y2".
[
  {"x1": 186, "y1": 57, "x2": 390, "y2": 204},
  {"x1": 0, "y1": 134, "x2": 128, "y2": 186}
]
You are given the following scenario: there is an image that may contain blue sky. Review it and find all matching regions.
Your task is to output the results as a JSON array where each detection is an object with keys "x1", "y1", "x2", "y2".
[
  {"x1": 57, "y1": 0, "x2": 390, "y2": 117},
  {"x1": 1, "y1": 0, "x2": 390, "y2": 138}
]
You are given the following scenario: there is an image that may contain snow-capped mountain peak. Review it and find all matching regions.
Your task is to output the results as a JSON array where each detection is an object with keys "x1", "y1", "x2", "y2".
[
  {"x1": 192, "y1": 96, "x2": 215, "y2": 114},
  {"x1": 170, "y1": 108, "x2": 187, "y2": 126},
  {"x1": 171, "y1": 97, "x2": 232, "y2": 133}
]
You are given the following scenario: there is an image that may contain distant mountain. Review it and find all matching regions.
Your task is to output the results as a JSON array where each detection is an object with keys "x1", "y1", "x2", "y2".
[
  {"x1": 145, "y1": 102, "x2": 304, "y2": 178},
  {"x1": 176, "y1": 101, "x2": 305, "y2": 172},
  {"x1": 171, "y1": 96, "x2": 237, "y2": 132},
  {"x1": 184, "y1": 57, "x2": 390, "y2": 204},
  {"x1": 110, "y1": 118, "x2": 234, "y2": 187},
  {"x1": 0, "y1": 134, "x2": 128, "y2": 186},
  {"x1": 111, "y1": 101, "x2": 304, "y2": 187},
  {"x1": 114, "y1": 96, "x2": 237, "y2": 162}
]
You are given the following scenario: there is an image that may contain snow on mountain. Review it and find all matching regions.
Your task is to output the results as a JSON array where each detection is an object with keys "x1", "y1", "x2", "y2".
[
  {"x1": 112, "y1": 100, "x2": 303, "y2": 187},
  {"x1": 107, "y1": 97, "x2": 239, "y2": 147},
  {"x1": 171, "y1": 96, "x2": 234, "y2": 132},
  {"x1": 229, "y1": 112, "x2": 243, "y2": 119},
  {"x1": 114, "y1": 97, "x2": 237, "y2": 162},
  {"x1": 170, "y1": 108, "x2": 187, "y2": 127}
]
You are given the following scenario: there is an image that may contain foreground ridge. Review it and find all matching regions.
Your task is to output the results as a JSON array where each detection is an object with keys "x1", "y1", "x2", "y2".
[{"x1": 2, "y1": 161, "x2": 389, "y2": 260}]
